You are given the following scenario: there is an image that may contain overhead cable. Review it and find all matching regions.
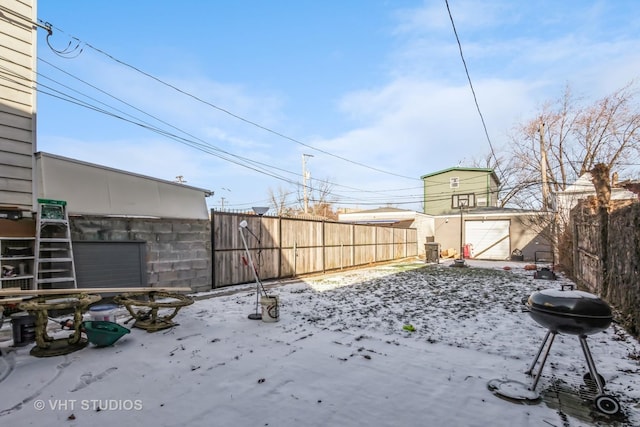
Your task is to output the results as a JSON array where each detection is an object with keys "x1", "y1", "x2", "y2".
[
  {"x1": 39, "y1": 20, "x2": 420, "y2": 181},
  {"x1": 444, "y1": 0, "x2": 504, "y2": 182}
]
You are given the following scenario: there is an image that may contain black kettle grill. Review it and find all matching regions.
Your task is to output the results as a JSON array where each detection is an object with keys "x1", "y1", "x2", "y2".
[{"x1": 525, "y1": 284, "x2": 620, "y2": 415}]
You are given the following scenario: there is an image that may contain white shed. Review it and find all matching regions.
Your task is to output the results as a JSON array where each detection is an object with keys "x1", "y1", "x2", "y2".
[{"x1": 338, "y1": 208, "x2": 434, "y2": 256}]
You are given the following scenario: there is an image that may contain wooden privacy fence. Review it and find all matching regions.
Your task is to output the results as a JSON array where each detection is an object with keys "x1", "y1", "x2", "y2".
[
  {"x1": 211, "y1": 211, "x2": 418, "y2": 287},
  {"x1": 571, "y1": 200, "x2": 640, "y2": 338}
]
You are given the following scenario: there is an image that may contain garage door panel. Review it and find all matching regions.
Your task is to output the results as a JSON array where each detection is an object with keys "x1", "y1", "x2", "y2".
[
  {"x1": 73, "y1": 241, "x2": 147, "y2": 288},
  {"x1": 465, "y1": 220, "x2": 510, "y2": 260}
]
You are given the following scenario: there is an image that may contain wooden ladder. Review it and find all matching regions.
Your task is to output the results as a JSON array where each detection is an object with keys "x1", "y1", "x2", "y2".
[{"x1": 33, "y1": 199, "x2": 77, "y2": 290}]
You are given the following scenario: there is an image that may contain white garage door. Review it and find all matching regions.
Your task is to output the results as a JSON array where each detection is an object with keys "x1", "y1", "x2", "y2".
[{"x1": 465, "y1": 220, "x2": 510, "y2": 260}]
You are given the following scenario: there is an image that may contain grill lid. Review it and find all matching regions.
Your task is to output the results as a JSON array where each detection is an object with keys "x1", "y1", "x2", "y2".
[
  {"x1": 527, "y1": 285, "x2": 612, "y2": 335},
  {"x1": 528, "y1": 288, "x2": 612, "y2": 318}
]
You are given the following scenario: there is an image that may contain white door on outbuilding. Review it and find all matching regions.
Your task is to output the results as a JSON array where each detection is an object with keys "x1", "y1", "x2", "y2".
[{"x1": 464, "y1": 220, "x2": 510, "y2": 260}]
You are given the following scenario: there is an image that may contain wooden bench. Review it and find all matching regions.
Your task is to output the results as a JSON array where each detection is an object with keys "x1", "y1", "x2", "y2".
[
  {"x1": 0, "y1": 287, "x2": 192, "y2": 297},
  {"x1": 0, "y1": 296, "x2": 28, "y2": 305}
]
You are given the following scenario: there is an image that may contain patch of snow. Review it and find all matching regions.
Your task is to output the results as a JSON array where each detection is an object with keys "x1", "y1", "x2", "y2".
[{"x1": 1, "y1": 260, "x2": 638, "y2": 426}]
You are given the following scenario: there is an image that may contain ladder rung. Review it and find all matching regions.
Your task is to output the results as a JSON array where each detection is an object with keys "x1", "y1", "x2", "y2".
[
  {"x1": 37, "y1": 258, "x2": 73, "y2": 263},
  {"x1": 37, "y1": 277, "x2": 75, "y2": 284},
  {"x1": 39, "y1": 238, "x2": 71, "y2": 243},
  {"x1": 37, "y1": 268, "x2": 70, "y2": 274},
  {"x1": 37, "y1": 198, "x2": 67, "y2": 206},
  {"x1": 40, "y1": 217, "x2": 68, "y2": 223}
]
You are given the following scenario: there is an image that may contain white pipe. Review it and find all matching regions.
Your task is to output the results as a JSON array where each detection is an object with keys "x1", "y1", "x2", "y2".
[{"x1": 239, "y1": 226, "x2": 266, "y2": 296}]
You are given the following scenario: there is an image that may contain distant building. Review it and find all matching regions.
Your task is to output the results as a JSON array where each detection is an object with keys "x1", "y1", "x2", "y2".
[
  {"x1": 421, "y1": 167, "x2": 500, "y2": 215},
  {"x1": 618, "y1": 180, "x2": 640, "y2": 201},
  {"x1": 0, "y1": 4, "x2": 213, "y2": 292},
  {"x1": 340, "y1": 167, "x2": 548, "y2": 261},
  {"x1": 553, "y1": 172, "x2": 636, "y2": 223},
  {"x1": 338, "y1": 207, "x2": 435, "y2": 256}
]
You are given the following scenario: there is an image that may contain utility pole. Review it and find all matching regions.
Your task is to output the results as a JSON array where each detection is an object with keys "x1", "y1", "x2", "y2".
[
  {"x1": 539, "y1": 121, "x2": 549, "y2": 211},
  {"x1": 302, "y1": 154, "x2": 314, "y2": 214},
  {"x1": 220, "y1": 197, "x2": 226, "y2": 210}
]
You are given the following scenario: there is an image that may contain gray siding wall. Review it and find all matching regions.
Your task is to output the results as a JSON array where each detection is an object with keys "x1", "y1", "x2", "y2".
[{"x1": 0, "y1": 0, "x2": 36, "y2": 211}]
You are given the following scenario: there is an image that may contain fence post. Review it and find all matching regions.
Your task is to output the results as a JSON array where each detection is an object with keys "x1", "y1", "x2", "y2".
[
  {"x1": 404, "y1": 229, "x2": 408, "y2": 258},
  {"x1": 351, "y1": 224, "x2": 355, "y2": 268},
  {"x1": 278, "y1": 216, "x2": 282, "y2": 279},
  {"x1": 210, "y1": 208, "x2": 216, "y2": 288},
  {"x1": 322, "y1": 220, "x2": 326, "y2": 273},
  {"x1": 293, "y1": 241, "x2": 297, "y2": 278},
  {"x1": 374, "y1": 226, "x2": 378, "y2": 263},
  {"x1": 572, "y1": 209, "x2": 579, "y2": 283}
]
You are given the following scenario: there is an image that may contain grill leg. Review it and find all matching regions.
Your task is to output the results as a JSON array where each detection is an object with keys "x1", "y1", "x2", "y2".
[
  {"x1": 579, "y1": 335, "x2": 606, "y2": 395},
  {"x1": 527, "y1": 330, "x2": 556, "y2": 391}
]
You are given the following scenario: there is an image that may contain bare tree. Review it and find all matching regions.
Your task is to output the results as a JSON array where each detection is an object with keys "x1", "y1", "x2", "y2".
[
  {"x1": 469, "y1": 150, "x2": 537, "y2": 208},
  {"x1": 503, "y1": 82, "x2": 639, "y2": 212},
  {"x1": 269, "y1": 178, "x2": 338, "y2": 219},
  {"x1": 473, "y1": 82, "x2": 639, "y2": 270},
  {"x1": 268, "y1": 186, "x2": 295, "y2": 216},
  {"x1": 308, "y1": 178, "x2": 338, "y2": 219}
]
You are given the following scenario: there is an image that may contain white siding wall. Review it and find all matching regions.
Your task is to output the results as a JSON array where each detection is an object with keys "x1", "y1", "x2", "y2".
[
  {"x1": 0, "y1": 0, "x2": 36, "y2": 211},
  {"x1": 36, "y1": 153, "x2": 211, "y2": 219}
]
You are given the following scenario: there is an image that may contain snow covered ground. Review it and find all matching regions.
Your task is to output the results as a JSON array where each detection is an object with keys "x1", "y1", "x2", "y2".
[{"x1": 1, "y1": 259, "x2": 639, "y2": 427}]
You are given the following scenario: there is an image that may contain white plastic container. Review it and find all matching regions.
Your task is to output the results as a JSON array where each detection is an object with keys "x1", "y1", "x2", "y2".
[
  {"x1": 260, "y1": 295, "x2": 279, "y2": 323},
  {"x1": 89, "y1": 304, "x2": 118, "y2": 323}
]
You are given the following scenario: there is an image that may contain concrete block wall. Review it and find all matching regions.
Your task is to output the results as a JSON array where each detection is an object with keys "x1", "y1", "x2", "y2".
[{"x1": 70, "y1": 216, "x2": 211, "y2": 292}]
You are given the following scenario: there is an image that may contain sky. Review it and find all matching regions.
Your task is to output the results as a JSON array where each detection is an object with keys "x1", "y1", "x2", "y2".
[
  {"x1": 1, "y1": 260, "x2": 639, "y2": 426},
  {"x1": 31, "y1": 0, "x2": 640, "y2": 213}
]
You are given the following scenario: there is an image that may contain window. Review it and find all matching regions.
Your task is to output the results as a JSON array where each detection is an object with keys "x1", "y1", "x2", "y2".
[
  {"x1": 450, "y1": 177, "x2": 459, "y2": 188},
  {"x1": 452, "y1": 193, "x2": 476, "y2": 209}
]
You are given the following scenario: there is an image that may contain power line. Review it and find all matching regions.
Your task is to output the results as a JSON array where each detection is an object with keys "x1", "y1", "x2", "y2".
[
  {"x1": 444, "y1": 0, "x2": 503, "y2": 182},
  {"x1": 7, "y1": 13, "x2": 547, "y2": 210},
  {"x1": 39, "y1": 21, "x2": 420, "y2": 182},
  {"x1": 6, "y1": 56, "x2": 420, "y2": 206}
]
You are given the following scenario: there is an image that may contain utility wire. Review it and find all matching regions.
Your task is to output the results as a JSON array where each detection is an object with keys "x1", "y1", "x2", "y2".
[
  {"x1": 444, "y1": 0, "x2": 504, "y2": 182},
  {"x1": 40, "y1": 21, "x2": 420, "y2": 181},
  {"x1": 4, "y1": 13, "x2": 531, "y2": 208},
  {"x1": 26, "y1": 62, "x2": 549, "y2": 209},
  {"x1": 5, "y1": 56, "x2": 421, "y2": 204}
]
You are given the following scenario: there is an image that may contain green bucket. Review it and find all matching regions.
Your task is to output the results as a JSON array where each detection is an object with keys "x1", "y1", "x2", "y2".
[{"x1": 82, "y1": 321, "x2": 130, "y2": 347}]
